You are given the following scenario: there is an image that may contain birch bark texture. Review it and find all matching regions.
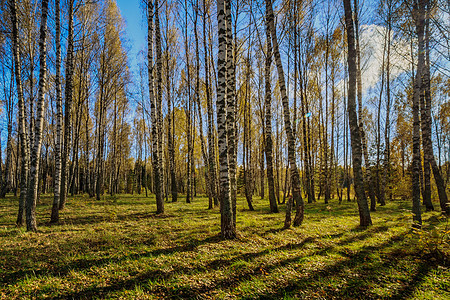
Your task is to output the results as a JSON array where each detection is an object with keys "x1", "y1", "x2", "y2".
[
  {"x1": 263, "y1": 23, "x2": 278, "y2": 214},
  {"x1": 265, "y1": 0, "x2": 304, "y2": 227},
  {"x1": 59, "y1": 0, "x2": 75, "y2": 210},
  {"x1": 343, "y1": 0, "x2": 372, "y2": 227},
  {"x1": 25, "y1": 0, "x2": 50, "y2": 232},
  {"x1": 9, "y1": 0, "x2": 29, "y2": 227},
  {"x1": 148, "y1": 0, "x2": 164, "y2": 214},
  {"x1": 51, "y1": 0, "x2": 63, "y2": 223},
  {"x1": 217, "y1": 0, "x2": 236, "y2": 239}
]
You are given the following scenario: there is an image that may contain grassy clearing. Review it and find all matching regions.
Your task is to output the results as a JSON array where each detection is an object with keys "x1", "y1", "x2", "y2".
[{"x1": 0, "y1": 194, "x2": 449, "y2": 299}]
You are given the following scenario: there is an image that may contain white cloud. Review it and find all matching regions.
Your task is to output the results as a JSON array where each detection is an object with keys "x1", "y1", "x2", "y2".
[{"x1": 359, "y1": 24, "x2": 411, "y2": 96}]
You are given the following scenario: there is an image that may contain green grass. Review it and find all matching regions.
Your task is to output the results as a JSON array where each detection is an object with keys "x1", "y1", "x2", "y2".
[{"x1": 0, "y1": 193, "x2": 449, "y2": 299}]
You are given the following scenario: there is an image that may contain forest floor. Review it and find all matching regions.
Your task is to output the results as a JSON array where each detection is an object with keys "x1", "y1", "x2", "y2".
[{"x1": 0, "y1": 193, "x2": 449, "y2": 299}]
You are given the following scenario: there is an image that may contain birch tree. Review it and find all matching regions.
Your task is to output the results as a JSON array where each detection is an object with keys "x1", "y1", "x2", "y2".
[
  {"x1": 343, "y1": 0, "x2": 372, "y2": 227},
  {"x1": 265, "y1": 0, "x2": 304, "y2": 227},
  {"x1": 10, "y1": 0, "x2": 29, "y2": 227},
  {"x1": 148, "y1": 0, "x2": 163, "y2": 213},
  {"x1": 25, "y1": 0, "x2": 49, "y2": 231},
  {"x1": 217, "y1": 0, "x2": 236, "y2": 239},
  {"x1": 51, "y1": 0, "x2": 63, "y2": 223},
  {"x1": 264, "y1": 22, "x2": 278, "y2": 214}
]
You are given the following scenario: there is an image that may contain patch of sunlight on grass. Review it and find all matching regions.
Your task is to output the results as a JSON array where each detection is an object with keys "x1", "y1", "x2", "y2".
[{"x1": 0, "y1": 193, "x2": 448, "y2": 299}]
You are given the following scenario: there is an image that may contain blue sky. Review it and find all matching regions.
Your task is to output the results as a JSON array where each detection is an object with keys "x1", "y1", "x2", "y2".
[{"x1": 116, "y1": 0, "x2": 147, "y2": 89}]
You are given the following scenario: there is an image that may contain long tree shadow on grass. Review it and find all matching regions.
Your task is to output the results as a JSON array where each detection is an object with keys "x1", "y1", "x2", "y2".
[
  {"x1": 48, "y1": 227, "x2": 398, "y2": 299},
  {"x1": 0, "y1": 232, "x2": 221, "y2": 286},
  {"x1": 48, "y1": 237, "x2": 317, "y2": 300},
  {"x1": 255, "y1": 235, "x2": 435, "y2": 299},
  {"x1": 68, "y1": 225, "x2": 445, "y2": 299},
  {"x1": 0, "y1": 220, "x2": 388, "y2": 289}
]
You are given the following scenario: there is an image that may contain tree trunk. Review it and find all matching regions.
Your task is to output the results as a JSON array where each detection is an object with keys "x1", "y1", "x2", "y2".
[
  {"x1": 353, "y1": 0, "x2": 377, "y2": 212},
  {"x1": 203, "y1": 1, "x2": 217, "y2": 208},
  {"x1": 264, "y1": 25, "x2": 278, "y2": 213},
  {"x1": 411, "y1": 0, "x2": 425, "y2": 227},
  {"x1": 243, "y1": 19, "x2": 254, "y2": 210},
  {"x1": 155, "y1": 0, "x2": 164, "y2": 209},
  {"x1": 343, "y1": 0, "x2": 372, "y2": 227},
  {"x1": 0, "y1": 70, "x2": 14, "y2": 198},
  {"x1": 51, "y1": 0, "x2": 63, "y2": 223},
  {"x1": 265, "y1": 0, "x2": 304, "y2": 227},
  {"x1": 10, "y1": 0, "x2": 29, "y2": 227},
  {"x1": 193, "y1": 1, "x2": 212, "y2": 207},
  {"x1": 422, "y1": 1, "x2": 449, "y2": 214},
  {"x1": 225, "y1": 0, "x2": 237, "y2": 227},
  {"x1": 381, "y1": 4, "x2": 392, "y2": 206},
  {"x1": 148, "y1": 0, "x2": 163, "y2": 214},
  {"x1": 217, "y1": 0, "x2": 236, "y2": 239},
  {"x1": 25, "y1": 0, "x2": 49, "y2": 232},
  {"x1": 60, "y1": 0, "x2": 74, "y2": 210},
  {"x1": 166, "y1": 8, "x2": 177, "y2": 203}
]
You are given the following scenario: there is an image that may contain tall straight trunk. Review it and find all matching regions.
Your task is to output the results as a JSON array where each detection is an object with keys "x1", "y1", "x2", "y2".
[
  {"x1": 153, "y1": 0, "x2": 165, "y2": 206},
  {"x1": 203, "y1": 1, "x2": 217, "y2": 207},
  {"x1": 258, "y1": 59, "x2": 265, "y2": 201},
  {"x1": 85, "y1": 95, "x2": 92, "y2": 197},
  {"x1": 324, "y1": 34, "x2": 331, "y2": 204},
  {"x1": 353, "y1": 0, "x2": 377, "y2": 211},
  {"x1": 420, "y1": 87, "x2": 433, "y2": 210},
  {"x1": 300, "y1": 75, "x2": 312, "y2": 203},
  {"x1": 10, "y1": 0, "x2": 28, "y2": 227},
  {"x1": 260, "y1": 138, "x2": 265, "y2": 199},
  {"x1": 422, "y1": 1, "x2": 449, "y2": 214},
  {"x1": 381, "y1": 4, "x2": 392, "y2": 206},
  {"x1": 60, "y1": 0, "x2": 74, "y2": 210},
  {"x1": 0, "y1": 123, "x2": 11, "y2": 198},
  {"x1": 25, "y1": 0, "x2": 49, "y2": 231},
  {"x1": 166, "y1": 9, "x2": 177, "y2": 203},
  {"x1": 225, "y1": 0, "x2": 237, "y2": 227},
  {"x1": 243, "y1": 72, "x2": 254, "y2": 211},
  {"x1": 265, "y1": 0, "x2": 304, "y2": 227},
  {"x1": 0, "y1": 68, "x2": 14, "y2": 198},
  {"x1": 148, "y1": 0, "x2": 163, "y2": 213},
  {"x1": 275, "y1": 107, "x2": 280, "y2": 204},
  {"x1": 14, "y1": 139, "x2": 20, "y2": 197},
  {"x1": 96, "y1": 104, "x2": 105, "y2": 200},
  {"x1": 111, "y1": 93, "x2": 118, "y2": 196},
  {"x1": 298, "y1": 49, "x2": 314, "y2": 203},
  {"x1": 376, "y1": 27, "x2": 387, "y2": 208},
  {"x1": 193, "y1": 1, "x2": 212, "y2": 205},
  {"x1": 343, "y1": 0, "x2": 372, "y2": 227},
  {"x1": 419, "y1": 0, "x2": 432, "y2": 210},
  {"x1": 51, "y1": 0, "x2": 63, "y2": 223},
  {"x1": 167, "y1": 78, "x2": 176, "y2": 202},
  {"x1": 243, "y1": 24, "x2": 254, "y2": 211},
  {"x1": 217, "y1": 0, "x2": 236, "y2": 239},
  {"x1": 343, "y1": 60, "x2": 351, "y2": 202},
  {"x1": 184, "y1": 0, "x2": 192, "y2": 204},
  {"x1": 411, "y1": 0, "x2": 425, "y2": 227},
  {"x1": 155, "y1": 0, "x2": 164, "y2": 207},
  {"x1": 264, "y1": 27, "x2": 278, "y2": 213}
]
